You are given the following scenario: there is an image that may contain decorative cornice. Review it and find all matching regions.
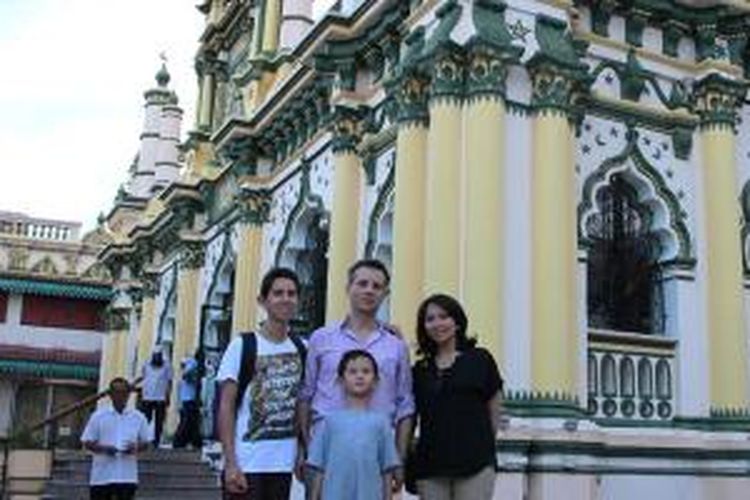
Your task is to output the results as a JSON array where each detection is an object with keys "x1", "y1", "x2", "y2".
[{"x1": 236, "y1": 188, "x2": 272, "y2": 225}]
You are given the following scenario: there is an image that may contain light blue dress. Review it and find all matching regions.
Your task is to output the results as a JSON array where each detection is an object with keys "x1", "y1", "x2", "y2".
[{"x1": 307, "y1": 409, "x2": 401, "y2": 500}]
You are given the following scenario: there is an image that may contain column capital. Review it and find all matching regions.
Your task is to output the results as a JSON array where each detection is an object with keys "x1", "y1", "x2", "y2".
[
  {"x1": 694, "y1": 73, "x2": 747, "y2": 130},
  {"x1": 179, "y1": 240, "x2": 206, "y2": 270},
  {"x1": 104, "y1": 307, "x2": 130, "y2": 331},
  {"x1": 142, "y1": 271, "x2": 161, "y2": 298},
  {"x1": 330, "y1": 105, "x2": 364, "y2": 154},
  {"x1": 465, "y1": 0, "x2": 523, "y2": 101},
  {"x1": 389, "y1": 75, "x2": 430, "y2": 126},
  {"x1": 428, "y1": 46, "x2": 466, "y2": 104},
  {"x1": 465, "y1": 45, "x2": 514, "y2": 101},
  {"x1": 528, "y1": 62, "x2": 580, "y2": 116},
  {"x1": 236, "y1": 188, "x2": 272, "y2": 225},
  {"x1": 526, "y1": 15, "x2": 588, "y2": 116}
]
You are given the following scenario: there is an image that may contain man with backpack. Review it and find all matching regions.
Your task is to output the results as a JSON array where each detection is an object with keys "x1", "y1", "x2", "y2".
[{"x1": 217, "y1": 267, "x2": 306, "y2": 500}]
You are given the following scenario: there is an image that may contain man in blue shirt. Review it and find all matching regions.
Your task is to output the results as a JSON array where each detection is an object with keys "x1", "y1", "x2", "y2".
[{"x1": 173, "y1": 354, "x2": 202, "y2": 449}]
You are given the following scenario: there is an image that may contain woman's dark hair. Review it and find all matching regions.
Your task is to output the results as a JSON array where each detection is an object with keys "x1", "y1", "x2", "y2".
[
  {"x1": 259, "y1": 267, "x2": 300, "y2": 299},
  {"x1": 416, "y1": 294, "x2": 477, "y2": 358},
  {"x1": 337, "y1": 349, "x2": 379, "y2": 379}
]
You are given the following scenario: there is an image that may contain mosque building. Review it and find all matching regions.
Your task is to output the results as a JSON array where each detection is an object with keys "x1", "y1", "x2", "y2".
[{"x1": 94, "y1": 0, "x2": 750, "y2": 497}]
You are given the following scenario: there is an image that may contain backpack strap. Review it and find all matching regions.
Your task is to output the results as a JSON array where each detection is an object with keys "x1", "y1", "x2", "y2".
[
  {"x1": 289, "y1": 333, "x2": 307, "y2": 381},
  {"x1": 235, "y1": 332, "x2": 257, "y2": 412}
]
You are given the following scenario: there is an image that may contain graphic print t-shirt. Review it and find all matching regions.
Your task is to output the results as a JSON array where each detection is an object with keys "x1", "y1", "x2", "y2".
[{"x1": 217, "y1": 333, "x2": 303, "y2": 473}]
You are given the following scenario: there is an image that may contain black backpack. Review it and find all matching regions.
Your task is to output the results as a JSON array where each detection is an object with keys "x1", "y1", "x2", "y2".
[{"x1": 234, "y1": 331, "x2": 308, "y2": 411}]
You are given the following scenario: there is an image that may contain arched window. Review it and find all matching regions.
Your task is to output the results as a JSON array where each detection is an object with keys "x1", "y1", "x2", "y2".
[
  {"x1": 293, "y1": 212, "x2": 329, "y2": 335},
  {"x1": 586, "y1": 175, "x2": 664, "y2": 334}
]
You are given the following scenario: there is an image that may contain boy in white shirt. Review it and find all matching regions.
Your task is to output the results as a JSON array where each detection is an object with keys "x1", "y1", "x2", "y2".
[
  {"x1": 217, "y1": 267, "x2": 306, "y2": 500},
  {"x1": 81, "y1": 377, "x2": 150, "y2": 500}
]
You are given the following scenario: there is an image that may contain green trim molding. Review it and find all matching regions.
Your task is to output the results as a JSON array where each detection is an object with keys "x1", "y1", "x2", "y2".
[
  {"x1": 0, "y1": 359, "x2": 99, "y2": 381},
  {"x1": 0, "y1": 277, "x2": 113, "y2": 301}
]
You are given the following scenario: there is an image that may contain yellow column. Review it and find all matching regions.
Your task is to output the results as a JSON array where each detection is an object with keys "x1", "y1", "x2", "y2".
[
  {"x1": 391, "y1": 76, "x2": 429, "y2": 346},
  {"x1": 98, "y1": 333, "x2": 116, "y2": 394},
  {"x1": 232, "y1": 190, "x2": 271, "y2": 335},
  {"x1": 529, "y1": 67, "x2": 578, "y2": 397},
  {"x1": 98, "y1": 308, "x2": 130, "y2": 404},
  {"x1": 167, "y1": 242, "x2": 204, "y2": 435},
  {"x1": 462, "y1": 50, "x2": 509, "y2": 362},
  {"x1": 696, "y1": 75, "x2": 749, "y2": 414},
  {"x1": 136, "y1": 274, "x2": 159, "y2": 373},
  {"x1": 325, "y1": 107, "x2": 363, "y2": 321},
  {"x1": 261, "y1": 0, "x2": 281, "y2": 54},
  {"x1": 424, "y1": 51, "x2": 463, "y2": 296}
]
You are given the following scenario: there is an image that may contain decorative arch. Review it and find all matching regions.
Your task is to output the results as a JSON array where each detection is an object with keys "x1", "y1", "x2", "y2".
[
  {"x1": 201, "y1": 232, "x2": 235, "y2": 352},
  {"x1": 578, "y1": 128, "x2": 692, "y2": 264},
  {"x1": 740, "y1": 181, "x2": 750, "y2": 274},
  {"x1": 365, "y1": 165, "x2": 395, "y2": 260},
  {"x1": 155, "y1": 264, "x2": 178, "y2": 356},
  {"x1": 275, "y1": 163, "x2": 329, "y2": 333}
]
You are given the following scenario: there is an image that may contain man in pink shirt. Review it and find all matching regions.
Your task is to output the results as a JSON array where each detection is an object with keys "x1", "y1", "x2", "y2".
[{"x1": 296, "y1": 259, "x2": 415, "y2": 492}]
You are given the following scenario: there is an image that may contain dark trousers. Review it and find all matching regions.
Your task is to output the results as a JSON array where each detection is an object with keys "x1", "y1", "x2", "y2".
[
  {"x1": 174, "y1": 400, "x2": 202, "y2": 448},
  {"x1": 222, "y1": 472, "x2": 292, "y2": 500},
  {"x1": 140, "y1": 400, "x2": 166, "y2": 445},
  {"x1": 90, "y1": 482, "x2": 136, "y2": 500}
]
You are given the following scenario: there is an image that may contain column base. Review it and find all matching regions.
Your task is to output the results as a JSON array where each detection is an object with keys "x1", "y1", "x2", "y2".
[{"x1": 504, "y1": 391, "x2": 585, "y2": 419}]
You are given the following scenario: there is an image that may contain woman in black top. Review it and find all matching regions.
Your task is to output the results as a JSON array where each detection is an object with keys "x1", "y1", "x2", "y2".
[{"x1": 410, "y1": 294, "x2": 503, "y2": 500}]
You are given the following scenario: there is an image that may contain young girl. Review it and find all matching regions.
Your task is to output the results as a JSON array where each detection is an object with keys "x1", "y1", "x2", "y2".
[{"x1": 307, "y1": 349, "x2": 401, "y2": 500}]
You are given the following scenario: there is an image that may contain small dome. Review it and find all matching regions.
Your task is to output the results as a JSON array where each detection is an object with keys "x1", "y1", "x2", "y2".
[{"x1": 156, "y1": 63, "x2": 171, "y2": 87}]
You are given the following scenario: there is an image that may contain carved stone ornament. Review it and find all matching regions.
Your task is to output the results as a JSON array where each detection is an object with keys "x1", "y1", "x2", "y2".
[
  {"x1": 237, "y1": 189, "x2": 272, "y2": 225},
  {"x1": 693, "y1": 73, "x2": 747, "y2": 130},
  {"x1": 393, "y1": 75, "x2": 429, "y2": 125},
  {"x1": 331, "y1": 106, "x2": 363, "y2": 154},
  {"x1": 104, "y1": 307, "x2": 130, "y2": 331},
  {"x1": 179, "y1": 240, "x2": 206, "y2": 270},
  {"x1": 142, "y1": 272, "x2": 161, "y2": 298}
]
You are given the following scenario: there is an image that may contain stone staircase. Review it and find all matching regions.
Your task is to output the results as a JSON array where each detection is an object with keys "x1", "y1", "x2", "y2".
[{"x1": 42, "y1": 449, "x2": 221, "y2": 499}]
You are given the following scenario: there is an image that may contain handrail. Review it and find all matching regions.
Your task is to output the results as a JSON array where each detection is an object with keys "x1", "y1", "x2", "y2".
[{"x1": 1, "y1": 376, "x2": 143, "y2": 500}]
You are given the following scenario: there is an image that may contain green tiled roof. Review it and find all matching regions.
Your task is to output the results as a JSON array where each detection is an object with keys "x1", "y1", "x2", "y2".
[
  {"x1": 0, "y1": 277, "x2": 112, "y2": 301},
  {"x1": 0, "y1": 359, "x2": 99, "y2": 381}
]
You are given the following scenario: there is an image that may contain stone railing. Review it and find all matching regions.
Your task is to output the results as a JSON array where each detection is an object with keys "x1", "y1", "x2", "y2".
[
  {"x1": 587, "y1": 329, "x2": 676, "y2": 422},
  {"x1": 0, "y1": 214, "x2": 79, "y2": 241}
]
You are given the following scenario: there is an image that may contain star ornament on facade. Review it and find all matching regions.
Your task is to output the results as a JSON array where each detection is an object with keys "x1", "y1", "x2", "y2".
[{"x1": 508, "y1": 19, "x2": 532, "y2": 43}]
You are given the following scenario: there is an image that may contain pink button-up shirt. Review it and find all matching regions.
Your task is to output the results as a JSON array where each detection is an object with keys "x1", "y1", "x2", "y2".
[{"x1": 299, "y1": 321, "x2": 415, "y2": 426}]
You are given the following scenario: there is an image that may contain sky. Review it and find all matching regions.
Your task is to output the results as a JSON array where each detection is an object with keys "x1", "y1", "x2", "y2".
[{"x1": 0, "y1": 0, "x2": 336, "y2": 231}]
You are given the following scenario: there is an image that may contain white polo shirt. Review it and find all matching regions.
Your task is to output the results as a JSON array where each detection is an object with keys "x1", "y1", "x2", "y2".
[{"x1": 81, "y1": 407, "x2": 150, "y2": 485}]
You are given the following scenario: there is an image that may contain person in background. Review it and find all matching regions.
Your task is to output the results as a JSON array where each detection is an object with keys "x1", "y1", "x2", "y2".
[
  {"x1": 140, "y1": 349, "x2": 172, "y2": 447},
  {"x1": 297, "y1": 259, "x2": 414, "y2": 494},
  {"x1": 410, "y1": 294, "x2": 504, "y2": 500},
  {"x1": 81, "y1": 377, "x2": 150, "y2": 500},
  {"x1": 307, "y1": 349, "x2": 401, "y2": 500},
  {"x1": 173, "y1": 353, "x2": 202, "y2": 449}
]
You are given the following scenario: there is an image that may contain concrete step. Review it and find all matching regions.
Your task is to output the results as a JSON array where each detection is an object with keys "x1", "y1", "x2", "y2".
[
  {"x1": 44, "y1": 448, "x2": 221, "y2": 499},
  {"x1": 43, "y1": 484, "x2": 222, "y2": 500}
]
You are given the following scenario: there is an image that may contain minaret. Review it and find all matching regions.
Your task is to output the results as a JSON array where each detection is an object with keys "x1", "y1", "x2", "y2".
[
  {"x1": 129, "y1": 62, "x2": 183, "y2": 198},
  {"x1": 153, "y1": 66, "x2": 183, "y2": 192}
]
